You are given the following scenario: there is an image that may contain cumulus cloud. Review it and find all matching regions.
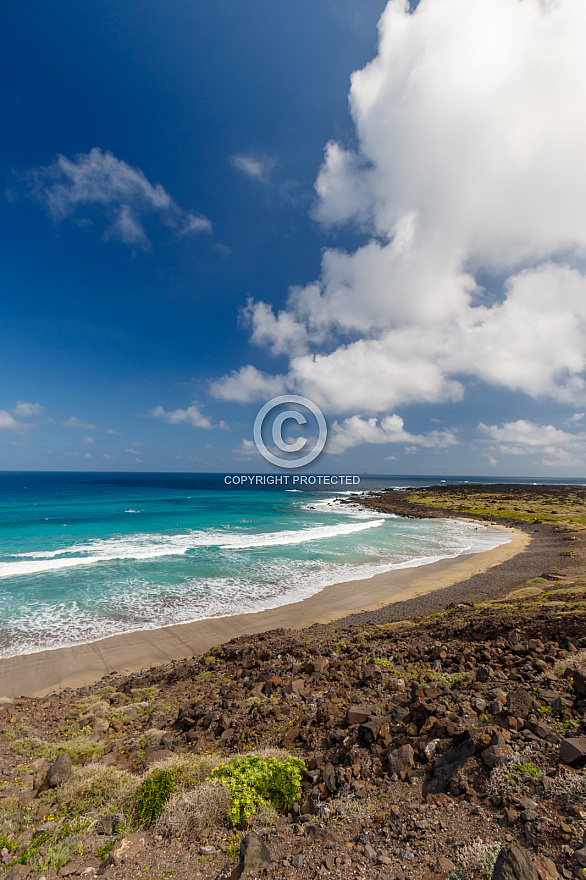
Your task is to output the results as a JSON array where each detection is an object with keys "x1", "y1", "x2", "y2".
[
  {"x1": 23, "y1": 148, "x2": 211, "y2": 250},
  {"x1": 216, "y1": 0, "x2": 586, "y2": 428},
  {"x1": 328, "y1": 414, "x2": 458, "y2": 454},
  {"x1": 12, "y1": 401, "x2": 45, "y2": 418},
  {"x1": 0, "y1": 410, "x2": 30, "y2": 431},
  {"x1": 150, "y1": 403, "x2": 228, "y2": 430},
  {"x1": 230, "y1": 153, "x2": 276, "y2": 183},
  {"x1": 210, "y1": 365, "x2": 286, "y2": 404},
  {"x1": 63, "y1": 416, "x2": 95, "y2": 429},
  {"x1": 234, "y1": 439, "x2": 258, "y2": 457},
  {"x1": 479, "y1": 419, "x2": 586, "y2": 465}
]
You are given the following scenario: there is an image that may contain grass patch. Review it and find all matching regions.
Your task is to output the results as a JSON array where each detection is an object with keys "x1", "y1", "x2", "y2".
[
  {"x1": 148, "y1": 753, "x2": 224, "y2": 791},
  {"x1": 11, "y1": 734, "x2": 104, "y2": 762},
  {"x1": 55, "y1": 765, "x2": 140, "y2": 817}
]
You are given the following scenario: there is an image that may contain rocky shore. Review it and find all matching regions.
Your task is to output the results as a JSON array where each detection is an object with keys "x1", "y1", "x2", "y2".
[{"x1": 1, "y1": 485, "x2": 585, "y2": 880}]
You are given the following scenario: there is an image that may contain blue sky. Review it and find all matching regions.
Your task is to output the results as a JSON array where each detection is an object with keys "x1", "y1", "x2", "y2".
[{"x1": 2, "y1": 0, "x2": 586, "y2": 476}]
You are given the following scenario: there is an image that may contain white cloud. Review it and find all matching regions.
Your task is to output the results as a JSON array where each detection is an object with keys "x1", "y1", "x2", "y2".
[
  {"x1": 24, "y1": 148, "x2": 211, "y2": 250},
  {"x1": 230, "y1": 154, "x2": 275, "y2": 183},
  {"x1": 63, "y1": 416, "x2": 96, "y2": 429},
  {"x1": 0, "y1": 410, "x2": 30, "y2": 431},
  {"x1": 83, "y1": 452, "x2": 93, "y2": 459},
  {"x1": 219, "y1": 0, "x2": 586, "y2": 419},
  {"x1": 479, "y1": 418, "x2": 586, "y2": 465},
  {"x1": 12, "y1": 401, "x2": 45, "y2": 418},
  {"x1": 234, "y1": 439, "x2": 258, "y2": 457},
  {"x1": 211, "y1": 365, "x2": 287, "y2": 404},
  {"x1": 328, "y1": 414, "x2": 458, "y2": 453},
  {"x1": 150, "y1": 403, "x2": 227, "y2": 430},
  {"x1": 181, "y1": 212, "x2": 213, "y2": 235},
  {"x1": 125, "y1": 448, "x2": 140, "y2": 454},
  {"x1": 82, "y1": 436, "x2": 94, "y2": 445},
  {"x1": 102, "y1": 454, "x2": 113, "y2": 459},
  {"x1": 105, "y1": 428, "x2": 119, "y2": 435}
]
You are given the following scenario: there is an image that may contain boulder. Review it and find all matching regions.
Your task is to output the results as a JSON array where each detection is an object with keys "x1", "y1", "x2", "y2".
[
  {"x1": 481, "y1": 744, "x2": 513, "y2": 768},
  {"x1": 423, "y1": 738, "x2": 476, "y2": 796},
  {"x1": 387, "y1": 744, "x2": 415, "y2": 775},
  {"x1": 533, "y1": 856, "x2": 559, "y2": 880},
  {"x1": 492, "y1": 845, "x2": 539, "y2": 880},
  {"x1": 559, "y1": 737, "x2": 586, "y2": 766},
  {"x1": 46, "y1": 753, "x2": 72, "y2": 788},
  {"x1": 573, "y1": 848, "x2": 586, "y2": 868},
  {"x1": 346, "y1": 705, "x2": 372, "y2": 725},
  {"x1": 573, "y1": 667, "x2": 586, "y2": 698},
  {"x1": 95, "y1": 813, "x2": 123, "y2": 836},
  {"x1": 238, "y1": 832, "x2": 272, "y2": 877},
  {"x1": 506, "y1": 689, "x2": 533, "y2": 719}
]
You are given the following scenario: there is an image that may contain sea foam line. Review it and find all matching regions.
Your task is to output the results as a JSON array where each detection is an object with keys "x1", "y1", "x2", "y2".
[{"x1": 0, "y1": 518, "x2": 385, "y2": 578}]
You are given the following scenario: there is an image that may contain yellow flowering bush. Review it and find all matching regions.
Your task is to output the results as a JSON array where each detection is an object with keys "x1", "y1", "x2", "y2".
[{"x1": 209, "y1": 755, "x2": 305, "y2": 825}]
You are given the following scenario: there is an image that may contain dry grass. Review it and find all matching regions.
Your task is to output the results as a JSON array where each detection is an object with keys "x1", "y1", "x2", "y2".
[
  {"x1": 147, "y1": 752, "x2": 224, "y2": 791},
  {"x1": 155, "y1": 783, "x2": 232, "y2": 840},
  {"x1": 485, "y1": 744, "x2": 548, "y2": 800},
  {"x1": 450, "y1": 840, "x2": 502, "y2": 878},
  {"x1": 545, "y1": 767, "x2": 586, "y2": 801},
  {"x1": 54, "y1": 764, "x2": 141, "y2": 816}
]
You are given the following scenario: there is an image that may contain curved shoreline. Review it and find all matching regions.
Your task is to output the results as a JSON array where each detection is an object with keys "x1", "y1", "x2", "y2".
[{"x1": 0, "y1": 523, "x2": 527, "y2": 699}]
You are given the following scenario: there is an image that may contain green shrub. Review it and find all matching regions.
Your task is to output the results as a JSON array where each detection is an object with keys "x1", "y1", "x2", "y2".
[
  {"x1": 510, "y1": 761, "x2": 542, "y2": 780},
  {"x1": 209, "y1": 755, "x2": 305, "y2": 825},
  {"x1": 95, "y1": 840, "x2": 116, "y2": 859},
  {"x1": 133, "y1": 769, "x2": 175, "y2": 828}
]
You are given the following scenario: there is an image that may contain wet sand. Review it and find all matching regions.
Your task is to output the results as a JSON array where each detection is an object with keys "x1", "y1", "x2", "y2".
[{"x1": 0, "y1": 525, "x2": 527, "y2": 699}]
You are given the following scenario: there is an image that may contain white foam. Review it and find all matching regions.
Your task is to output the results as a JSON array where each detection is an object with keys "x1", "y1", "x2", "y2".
[
  {"x1": 0, "y1": 521, "x2": 510, "y2": 658},
  {"x1": 0, "y1": 519, "x2": 385, "y2": 578}
]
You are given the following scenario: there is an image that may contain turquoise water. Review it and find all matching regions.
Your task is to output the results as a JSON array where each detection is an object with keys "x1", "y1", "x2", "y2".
[{"x1": 0, "y1": 472, "x2": 512, "y2": 657}]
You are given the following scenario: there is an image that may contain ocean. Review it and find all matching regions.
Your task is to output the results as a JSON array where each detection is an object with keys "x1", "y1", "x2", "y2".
[{"x1": 0, "y1": 471, "x2": 575, "y2": 659}]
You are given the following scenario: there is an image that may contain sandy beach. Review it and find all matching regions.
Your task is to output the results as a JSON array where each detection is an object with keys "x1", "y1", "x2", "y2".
[{"x1": 0, "y1": 524, "x2": 528, "y2": 699}]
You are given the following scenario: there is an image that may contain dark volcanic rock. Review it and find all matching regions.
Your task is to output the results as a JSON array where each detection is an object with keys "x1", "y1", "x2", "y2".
[
  {"x1": 95, "y1": 813, "x2": 123, "y2": 835},
  {"x1": 559, "y1": 737, "x2": 586, "y2": 766},
  {"x1": 238, "y1": 832, "x2": 272, "y2": 877},
  {"x1": 482, "y1": 744, "x2": 514, "y2": 768},
  {"x1": 506, "y1": 689, "x2": 534, "y2": 719},
  {"x1": 423, "y1": 738, "x2": 476, "y2": 796},
  {"x1": 46, "y1": 752, "x2": 72, "y2": 788},
  {"x1": 388, "y1": 744, "x2": 415, "y2": 775},
  {"x1": 573, "y1": 667, "x2": 586, "y2": 699},
  {"x1": 492, "y1": 845, "x2": 539, "y2": 879},
  {"x1": 346, "y1": 705, "x2": 372, "y2": 725}
]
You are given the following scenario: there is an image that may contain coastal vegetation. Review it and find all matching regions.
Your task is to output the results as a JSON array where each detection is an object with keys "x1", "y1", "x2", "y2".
[{"x1": 360, "y1": 483, "x2": 586, "y2": 524}]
